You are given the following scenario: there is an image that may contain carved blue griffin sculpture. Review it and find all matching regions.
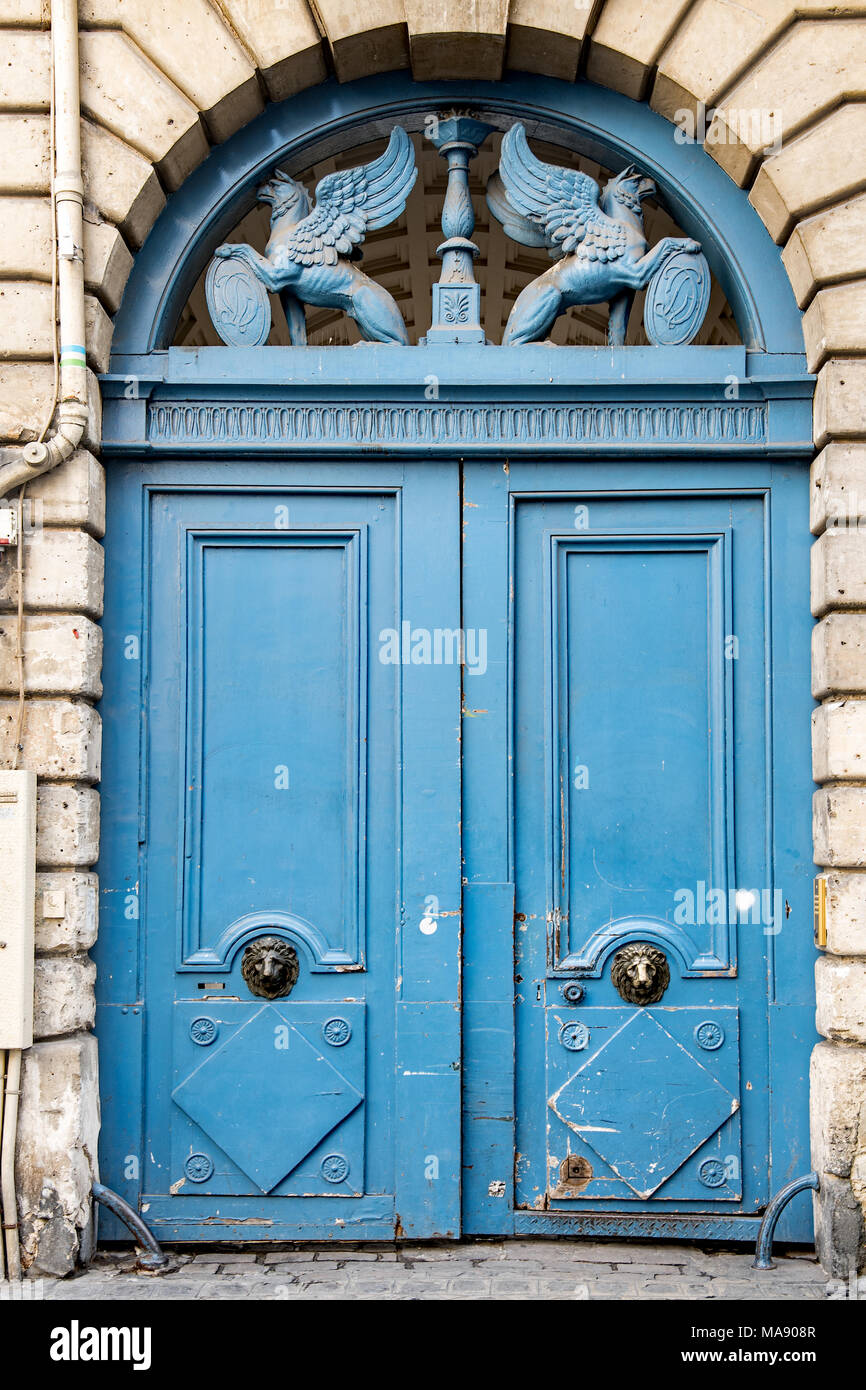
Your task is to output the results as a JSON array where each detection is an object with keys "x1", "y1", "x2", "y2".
[
  {"x1": 211, "y1": 127, "x2": 417, "y2": 344},
  {"x1": 487, "y1": 124, "x2": 704, "y2": 346}
]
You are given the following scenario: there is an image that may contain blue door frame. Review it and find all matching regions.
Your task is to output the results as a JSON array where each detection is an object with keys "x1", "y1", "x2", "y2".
[{"x1": 96, "y1": 72, "x2": 817, "y2": 1244}]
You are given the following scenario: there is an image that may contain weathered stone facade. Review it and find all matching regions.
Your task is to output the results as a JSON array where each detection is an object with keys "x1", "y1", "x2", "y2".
[{"x1": 0, "y1": 0, "x2": 864, "y2": 1275}]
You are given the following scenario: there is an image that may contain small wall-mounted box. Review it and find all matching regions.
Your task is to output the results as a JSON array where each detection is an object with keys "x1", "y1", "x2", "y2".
[
  {"x1": 0, "y1": 770, "x2": 36, "y2": 1048},
  {"x1": 0, "y1": 507, "x2": 18, "y2": 547}
]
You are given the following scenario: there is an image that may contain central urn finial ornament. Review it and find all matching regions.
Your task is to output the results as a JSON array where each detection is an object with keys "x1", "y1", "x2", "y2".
[{"x1": 424, "y1": 112, "x2": 493, "y2": 345}]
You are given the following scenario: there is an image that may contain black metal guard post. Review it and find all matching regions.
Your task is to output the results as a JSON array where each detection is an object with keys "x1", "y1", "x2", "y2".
[
  {"x1": 92, "y1": 1181, "x2": 169, "y2": 1272},
  {"x1": 752, "y1": 1172, "x2": 820, "y2": 1270}
]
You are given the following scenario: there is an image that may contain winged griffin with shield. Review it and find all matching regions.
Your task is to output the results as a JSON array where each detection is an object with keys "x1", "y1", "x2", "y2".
[
  {"x1": 487, "y1": 123, "x2": 708, "y2": 346},
  {"x1": 208, "y1": 127, "x2": 417, "y2": 345},
  {"x1": 205, "y1": 121, "x2": 709, "y2": 349}
]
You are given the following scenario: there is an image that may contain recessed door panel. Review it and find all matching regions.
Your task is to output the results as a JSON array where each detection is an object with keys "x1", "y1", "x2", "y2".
[
  {"x1": 184, "y1": 531, "x2": 367, "y2": 967},
  {"x1": 546, "y1": 1006, "x2": 742, "y2": 1202},
  {"x1": 172, "y1": 1001, "x2": 366, "y2": 1196},
  {"x1": 554, "y1": 537, "x2": 733, "y2": 969},
  {"x1": 147, "y1": 488, "x2": 395, "y2": 1227},
  {"x1": 514, "y1": 490, "x2": 768, "y2": 1216}
]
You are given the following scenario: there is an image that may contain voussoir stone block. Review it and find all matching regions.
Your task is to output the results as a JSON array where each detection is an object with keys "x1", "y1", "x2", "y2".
[
  {"x1": 811, "y1": 528, "x2": 866, "y2": 616},
  {"x1": 783, "y1": 193, "x2": 866, "y2": 310},
  {"x1": 815, "y1": 360, "x2": 866, "y2": 449},
  {"x1": 803, "y1": 283, "x2": 866, "y2": 374},
  {"x1": 313, "y1": 0, "x2": 409, "y2": 81},
  {"x1": 0, "y1": 696, "x2": 101, "y2": 781},
  {"x1": 0, "y1": 614, "x2": 103, "y2": 698},
  {"x1": 33, "y1": 953, "x2": 97, "y2": 1039},
  {"x1": 505, "y1": 0, "x2": 593, "y2": 81},
  {"x1": 0, "y1": 528, "x2": 104, "y2": 617},
  {"x1": 811, "y1": 443, "x2": 866, "y2": 535},
  {"x1": 651, "y1": 0, "x2": 787, "y2": 122},
  {"x1": 35, "y1": 783, "x2": 100, "y2": 867},
  {"x1": 81, "y1": 118, "x2": 166, "y2": 250},
  {"x1": 405, "y1": 0, "x2": 508, "y2": 80},
  {"x1": 586, "y1": 0, "x2": 693, "y2": 102},
  {"x1": 820, "y1": 871, "x2": 866, "y2": 956},
  {"x1": 35, "y1": 870, "x2": 99, "y2": 955},
  {"x1": 83, "y1": 216, "x2": 134, "y2": 314},
  {"x1": 708, "y1": 21, "x2": 866, "y2": 187},
  {"x1": 816, "y1": 955, "x2": 866, "y2": 1043},
  {"x1": 750, "y1": 104, "x2": 866, "y2": 244},
  {"x1": 653, "y1": 1, "x2": 866, "y2": 120},
  {"x1": 814, "y1": 785, "x2": 866, "y2": 868},
  {"x1": 79, "y1": 29, "x2": 208, "y2": 191},
  {"x1": 79, "y1": 0, "x2": 263, "y2": 144},
  {"x1": 812, "y1": 699, "x2": 866, "y2": 783},
  {"x1": 17, "y1": 1033, "x2": 99, "y2": 1275},
  {"x1": 813, "y1": 612, "x2": 866, "y2": 698},
  {"x1": 217, "y1": 0, "x2": 327, "y2": 103}
]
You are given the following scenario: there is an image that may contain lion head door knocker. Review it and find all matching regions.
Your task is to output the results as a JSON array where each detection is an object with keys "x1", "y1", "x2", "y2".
[
  {"x1": 611, "y1": 942, "x2": 670, "y2": 1006},
  {"x1": 241, "y1": 936, "x2": 299, "y2": 1000}
]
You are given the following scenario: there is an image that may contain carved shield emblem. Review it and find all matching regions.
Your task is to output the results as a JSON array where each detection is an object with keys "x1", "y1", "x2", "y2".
[
  {"x1": 205, "y1": 257, "x2": 272, "y2": 347},
  {"x1": 644, "y1": 249, "x2": 711, "y2": 346}
]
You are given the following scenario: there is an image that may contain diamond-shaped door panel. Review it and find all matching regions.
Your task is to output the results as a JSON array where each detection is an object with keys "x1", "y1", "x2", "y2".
[
  {"x1": 547, "y1": 1007, "x2": 740, "y2": 1201},
  {"x1": 171, "y1": 1002, "x2": 364, "y2": 1195}
]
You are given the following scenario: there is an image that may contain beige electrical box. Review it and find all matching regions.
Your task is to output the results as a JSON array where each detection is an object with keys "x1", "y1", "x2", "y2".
[{"x1": 0, "y1": 770, "x2": 36, "y2": 1048}]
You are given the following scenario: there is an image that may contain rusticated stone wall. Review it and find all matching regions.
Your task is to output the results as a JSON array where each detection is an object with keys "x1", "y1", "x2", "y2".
[{"x1": 0, "y1": 0, "x2": 864, "y2": 1276}]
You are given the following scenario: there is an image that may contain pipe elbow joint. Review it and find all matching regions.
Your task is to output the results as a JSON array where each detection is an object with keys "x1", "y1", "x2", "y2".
[
  {"x1": 21, "y1": 440, "x2": 51, "y2": 469},
  {"x1": 21, "y1": 401, "x2": 88, "y2": 473}
]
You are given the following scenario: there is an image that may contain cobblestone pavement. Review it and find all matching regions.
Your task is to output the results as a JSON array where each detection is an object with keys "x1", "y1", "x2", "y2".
[{"x1": 35, "y1": 1240, "x2": 832, "y2": 1300}]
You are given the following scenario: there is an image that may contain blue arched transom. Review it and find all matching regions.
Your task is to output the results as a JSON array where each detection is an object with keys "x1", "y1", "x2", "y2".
[{"x1": 111, "y1": 72, "x2": 805, "y2": 357}]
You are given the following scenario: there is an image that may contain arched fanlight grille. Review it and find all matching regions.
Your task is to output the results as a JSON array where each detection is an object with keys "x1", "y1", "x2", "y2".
[{"x1": 174, "y1": 132, "x2": 741, "y2": 350}]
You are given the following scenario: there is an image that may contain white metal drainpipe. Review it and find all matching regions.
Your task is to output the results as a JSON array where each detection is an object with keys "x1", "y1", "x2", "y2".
[
  {"x1": 0, "y1": 0, "x2": 87, "y2": 494},
  {"x1": 0, "y1": 0, "x2": 86, "y2": 1279}
]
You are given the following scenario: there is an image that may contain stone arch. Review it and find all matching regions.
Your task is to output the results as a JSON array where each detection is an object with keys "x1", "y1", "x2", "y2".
[
  {"x1": 5, "y1": 4, "x2": 862, "y2": 382},
  {"x1": 108, "y1": 74, "x2": 804, "y2": 356}
]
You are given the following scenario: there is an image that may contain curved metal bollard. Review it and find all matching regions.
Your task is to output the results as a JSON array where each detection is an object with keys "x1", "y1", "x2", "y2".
[
  {"x1": 752, "y1": 1172, "x2": 819, "y2": 1270},
  {"x1": 92, "y1": 1181, "x2": 169, "y2": 1272}
]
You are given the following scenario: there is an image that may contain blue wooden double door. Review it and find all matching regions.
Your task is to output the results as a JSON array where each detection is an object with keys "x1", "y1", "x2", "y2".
[{"x1": 98, "y1": 454, "x2": 814, "y2": 1242}]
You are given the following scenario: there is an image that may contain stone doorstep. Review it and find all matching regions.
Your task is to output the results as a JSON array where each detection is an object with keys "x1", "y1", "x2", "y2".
[
  {"x1": 193, "y1": 1250, "x2": 257, "y2": 1262},
  {"x1": 81, "y1": 1242, "x2": 828, "y2": 1280}
]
